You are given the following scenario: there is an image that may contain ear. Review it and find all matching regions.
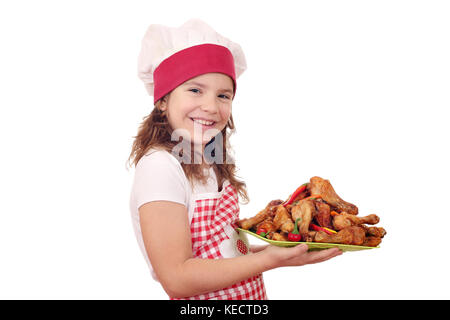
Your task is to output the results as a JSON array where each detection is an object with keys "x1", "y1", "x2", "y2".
[{"x1": 159, "y1": 95, "x2": 169, "y2": 111}]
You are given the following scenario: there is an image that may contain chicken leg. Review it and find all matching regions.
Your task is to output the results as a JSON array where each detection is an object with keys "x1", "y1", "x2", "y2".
[
  {"x1": 309, "y1": 176, "x2": 359, "y2": 215},
  {"x1": 291, "y1": 199, "x2": 316, "y2": 241},
  {"x1": 237, "y1": 209, "x2": 268, "y2": 230},
  {"x1": 314, "y1": 226, "x2": 366, "y2": 245},
  {"x1": 273, "y1": 205, "x2": 294, "y2": 233},
  {"x1": 332, "y1": 212, "x2": 380, "y2": 230}
]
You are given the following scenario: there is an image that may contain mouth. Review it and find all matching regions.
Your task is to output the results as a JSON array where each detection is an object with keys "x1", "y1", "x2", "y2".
[{"x1": 190, "y1": 118, "x2": 217, "y2": 128}]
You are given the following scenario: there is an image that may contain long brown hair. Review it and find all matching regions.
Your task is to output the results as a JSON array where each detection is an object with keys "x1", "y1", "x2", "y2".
[{"x1": 127, "y1": 95, "x2": 249, "y2": 204}]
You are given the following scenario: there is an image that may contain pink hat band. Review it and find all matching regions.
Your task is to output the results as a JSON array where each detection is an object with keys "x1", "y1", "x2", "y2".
[{"x1": 153, "y1": 43, "x2": 237, "y2": 104}]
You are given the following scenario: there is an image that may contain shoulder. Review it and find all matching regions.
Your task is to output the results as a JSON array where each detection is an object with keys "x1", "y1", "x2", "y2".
[
  {"x1": 134, "y1": 148, "x2": 188, "y2": 189},
  {"x1": 139, "y1": 148, "x2": 179, "y2": 165},
  {"x1": 137, "y1": 148, "x2": 183, "y2": 174},
  {"x1": 132, "y1": 148, "x2": 190, "y2": 209}
]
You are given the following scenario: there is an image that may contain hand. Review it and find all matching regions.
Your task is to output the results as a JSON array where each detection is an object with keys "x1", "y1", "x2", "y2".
[{"x1": 263, "y1": 243, "x2": 343, "y2": 268}]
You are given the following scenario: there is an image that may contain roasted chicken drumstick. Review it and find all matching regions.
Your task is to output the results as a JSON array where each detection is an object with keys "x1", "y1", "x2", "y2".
[
  {"x1": 314, "y1": 200, "x2": 333, "y2": 229},
  {"x1": 273, "y1": 205, "x2": 294, "y2": 233},
  {"x1": 332, "y1": 212, "x2": 380, "y2": 230},
  {"x1": 309, "y1": 176, "x2": 359, "y2": 215},
  {"x1": 238, "y1": 200, "x2": 282, "y2": 230},
  {"x1": 291, "y1": 199, "x2": 316, "y2": 241},
  {"x1": 314, "y1": 226, "x2": 366, "y2": 246},
  {"x1": 238, "y1": 209, "x2": 268, "y2": 230}
]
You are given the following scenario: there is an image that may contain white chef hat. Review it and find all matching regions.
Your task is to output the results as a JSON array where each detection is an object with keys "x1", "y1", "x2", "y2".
[{"x1": 137, "y1": 19, "x2": 247, "y2": 104}]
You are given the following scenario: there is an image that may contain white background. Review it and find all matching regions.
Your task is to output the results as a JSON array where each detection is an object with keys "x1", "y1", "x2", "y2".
[{"x1": 1, "y1": 0, "x2": 449, "y2": 299}]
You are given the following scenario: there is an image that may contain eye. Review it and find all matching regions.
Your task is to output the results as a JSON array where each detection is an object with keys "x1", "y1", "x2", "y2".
[
  {"x1": 218, "y1": 94, "x2": 231, "y2": 100},
  {"x1": 189, "y1": 88, "x2": 201, "y2": 94}
]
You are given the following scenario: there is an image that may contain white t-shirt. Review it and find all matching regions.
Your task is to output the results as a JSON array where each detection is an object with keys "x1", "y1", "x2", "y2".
[{"x1": 129, "y1": 148, "x2": 218, "y2": 281}]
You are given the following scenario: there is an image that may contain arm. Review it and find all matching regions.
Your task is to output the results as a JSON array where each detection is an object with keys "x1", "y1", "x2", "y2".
[
  {"x1": 250, "y1": 244, "x2": 269, "y2": 253},
  {"x1": 139, "y1": 201, "x2": 342, "y2": 299}
]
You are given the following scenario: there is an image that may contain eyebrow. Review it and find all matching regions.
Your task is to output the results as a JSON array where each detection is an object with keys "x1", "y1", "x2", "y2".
[{"x1": 183, "y1": 81, "x2": 234, "y2": 94}]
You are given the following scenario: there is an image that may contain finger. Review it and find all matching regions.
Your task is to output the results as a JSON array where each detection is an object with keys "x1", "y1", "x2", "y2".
[
  {"x1": 293, "y1": 243, "x2": 309, "y2": 255},
  {"x1": 318, "y1": 248, "x2": 342, "y2": 262},
  {"x1": 306, "y1": 248, "x2": 342, "y2": 264},
  {"x1": 313, "y1": 250, "x2": 342, "y2": 264}
]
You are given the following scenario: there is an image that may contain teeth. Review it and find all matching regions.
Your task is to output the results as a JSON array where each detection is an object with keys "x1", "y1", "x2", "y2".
[{"x1": 192, "y1": 118, "x2": 214, "y2": 126}]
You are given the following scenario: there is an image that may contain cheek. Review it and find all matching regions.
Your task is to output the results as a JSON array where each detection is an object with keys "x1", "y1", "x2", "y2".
[
  {"x1": 168, "y1": 104, "x2": 196, "y2": 127},
  {"x1": 220, "y1": 105, "x2": 232, "y2": 122}
]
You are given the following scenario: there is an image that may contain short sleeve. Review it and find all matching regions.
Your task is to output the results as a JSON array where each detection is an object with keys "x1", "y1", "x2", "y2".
[{"x1": 131, "y1": 150, "x2": 189, "y2": 210}]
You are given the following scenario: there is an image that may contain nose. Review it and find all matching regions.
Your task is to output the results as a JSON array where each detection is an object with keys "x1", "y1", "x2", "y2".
[{"x1": 199, "y1": 93, "x2": 220, "y2": 114}]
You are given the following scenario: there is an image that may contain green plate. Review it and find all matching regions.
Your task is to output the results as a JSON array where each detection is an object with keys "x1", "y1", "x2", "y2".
[{"x1": 237, "y1": 228, "x2": 378, "y2": 252}]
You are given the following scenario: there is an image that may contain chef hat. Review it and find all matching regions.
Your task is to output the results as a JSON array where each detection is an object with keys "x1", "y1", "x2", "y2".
[{"x1": 137, "y1": 19, "x2": 247, "y2": 104}]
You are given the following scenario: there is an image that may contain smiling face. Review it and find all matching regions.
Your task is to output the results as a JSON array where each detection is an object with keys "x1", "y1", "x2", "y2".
[{"x1": 159, "y1": 72, "x2": 234, "y2": 147}]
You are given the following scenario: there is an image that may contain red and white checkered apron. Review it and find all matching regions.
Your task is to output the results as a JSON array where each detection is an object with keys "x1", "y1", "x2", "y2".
[{"x1": 171, "y1": 180, "x2": 267, "y2": 300}]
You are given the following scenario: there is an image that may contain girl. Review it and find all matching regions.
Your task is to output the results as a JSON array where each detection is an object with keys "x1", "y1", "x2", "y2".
[{"x1": 128, "y1": 19, "x2": 342, "y2": 300}]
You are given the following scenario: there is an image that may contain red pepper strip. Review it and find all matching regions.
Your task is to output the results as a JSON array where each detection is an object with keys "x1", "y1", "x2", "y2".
[
  {"x1": 288, "y1": 218, "x2": 302, "y2": 242},
  {"x1": 282, "y1": 183, "x2": 308, "y2": 207},
  {"x1": 310, "y1": 223, "x2": 337, "y2": 235}
]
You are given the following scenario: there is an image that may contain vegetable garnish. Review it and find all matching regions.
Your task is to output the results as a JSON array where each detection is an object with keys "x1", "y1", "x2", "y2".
[
  {"x1": 256, "y1": 228, "x2": 268, "y2": 238},
  {"x1": 288, "y1": 218, "x2": 302, "y2": 242},
  {"x1": 303, "y1": 194, "x2": 322, "y2": 201},
  {"x1": 282, "y1": 183, "x2": 308, "y2": 207},
  {"x1": 310, "y1": 223, "x2": 337, "y2": 235}
]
